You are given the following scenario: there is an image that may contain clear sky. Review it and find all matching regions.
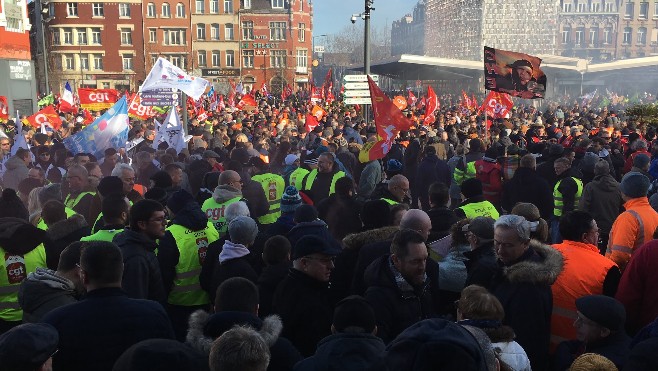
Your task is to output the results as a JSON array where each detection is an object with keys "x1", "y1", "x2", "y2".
[{"x1": 312, "y1": 0, "x2": 418, "y2": 36}]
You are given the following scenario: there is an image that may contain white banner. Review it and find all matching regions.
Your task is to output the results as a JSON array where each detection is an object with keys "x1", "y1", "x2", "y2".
[{"x1": 140, "y1": 58, "x2": 210, "y2": 100}]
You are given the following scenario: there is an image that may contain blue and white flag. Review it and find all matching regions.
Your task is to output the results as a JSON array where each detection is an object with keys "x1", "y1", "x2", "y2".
[
  {"x1": 160, "y1": 108, "x2": 186, "y2": 154},
  {"x1": 63, "y1": 97, "x2": 130, "y2": 159},
  {"x1": 140, "y1": 57, "x2": 209, "y2": 100},
  {"x1": 10, "y1": 115, "x2": 29, "y2": 156}
]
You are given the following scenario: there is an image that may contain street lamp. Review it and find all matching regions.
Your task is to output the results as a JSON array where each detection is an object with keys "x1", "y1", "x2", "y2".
[
  {"x1": 351, "y1": 0, "x2": 374, "y2": 123},
  {"x1": 37, "y1": 0, "x2": 54, "y2": 94}
]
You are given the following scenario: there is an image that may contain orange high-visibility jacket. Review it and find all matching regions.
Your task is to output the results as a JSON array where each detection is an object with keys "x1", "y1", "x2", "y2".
[{"x1": 606, "y1": 197, "x2": 658, "y2": 272}]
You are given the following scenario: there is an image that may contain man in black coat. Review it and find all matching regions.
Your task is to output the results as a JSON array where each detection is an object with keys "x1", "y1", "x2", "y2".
[
  {"x1": 416, "y1": 146, "x2": 451, "y2": 211},
  {"x1": 463, "y1": 217, "x2": 498, "y2": 287},
  {"x1": 43, "y1": 241, "x2": 175, "y2": 371},
  {"x1": 364, "y1": 229, "x2": 439, "y2": 343},
  {"x1": 112, "y1": 199, "x2": 167, "y2": 304},
  {"x1": 536, "y1": 143, "x2": 564, "y2": 187},
  {"x1": 272, "y1": 235, "x2": 341, "y2": 357},
  {"x1": 502, "y1": 154, "x2": 554, "y2": 219}
]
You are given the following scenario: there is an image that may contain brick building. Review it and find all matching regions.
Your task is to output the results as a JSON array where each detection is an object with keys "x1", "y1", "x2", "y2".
[
  {"x1": 143, "y1": 0, "x2": 192, "y2": 74},
  {"x1": 557, "y1": 0, "x2": 621, "y2": 62},
  {"x1": 238, "y1": 0, "x2": 313, "y2": 94},
  {"x1": 617, "y1": 0, "x2": 658, "y2": 58}
]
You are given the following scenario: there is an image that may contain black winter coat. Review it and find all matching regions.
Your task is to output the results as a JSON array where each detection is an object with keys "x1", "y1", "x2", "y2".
[
  {"x1": 209, "y1": 254, "x2": 259, "y2": 303},
  {"x1": 258, "y1": 262, "x2": 290, "y2": 318},
  {"x1": 316, "y1": 194, "x2": 362, "y2": 242},
  {"x1": 463, "y1": 242, "x2": 498, "y2": 287},
  {"x1": 44, "y1": 215, "x2": 90, "y2": 270},
  {"x1": 42, "y1": 287, "x2": 175, "y2": 371},
  {"x1": 364, "y1": 255, "x2": 439, "y2": 343},
  {"x1": 501, "y1": 167, "x2": 554, "y2": 219},
  {"x1": 416, "y1": 154, "x2": 451, "y2": 211},
  {"x1": 113, "y1": 229, "x2": 166, "y2": 304},
  {"x1": 272, "y1": 268, "x2": 335, "y2": 357},
  {"x1": 553, "y1": 332, "x2": 631, "y2": 370},
  {"x1": 294, "y1": 332, "x2": 385, "y2": 371}
]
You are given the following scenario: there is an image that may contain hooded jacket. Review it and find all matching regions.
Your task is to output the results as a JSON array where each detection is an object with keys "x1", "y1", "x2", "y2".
[
  {"x1": 18, "y1": 267, "x2": 77, "y2": 323},
  {"x1": 211, "y1": 184, "x2": 242, "y2": 204},
  {"x1": 294, "y1": 332, "x2": 385, "y2": 371},
  {"x1": 578, "y1": 174, "x2": 622, "y2": 234},
  {"x1": 1, "y1": 156, "x2": 28, "y2": 191},
  {"x1": 186, "y1": 310, "x2": 302, "y2": 371},
  {"x1": 489, "y1": 240, "x2": 564, "y2": 371},
  {"x1": 347, "y1": 226, "x2": 399, "y2": 295},
  {"x1": 113, "y1": 229, "x2": 166, "y2": 303},
  {"x1": 44, "y1": 214, "x2": 90, "y2": 270},
  {"x1": 502, "y1": 167, "x2": 554, "y2": 219}
]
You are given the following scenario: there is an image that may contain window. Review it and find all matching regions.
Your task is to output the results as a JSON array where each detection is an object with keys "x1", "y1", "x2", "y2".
[
  {"x1": 563, "y1": 2, "x2": 572, "y2": 12},
  {"x1": 242, "y1": 21, "x2": 254, "y2": 40},
  {"x1": 119, "y1": 4, "x2": 131, "y2": 17},
  {"x1": 63, "y1": 28, "x2": 73, "y2": 44},
  {"x1": 576, "y1": 0, "x2": 586, "y2": 12},
  {"x1": 655, "y1": 1, "x2": 658, "y2": 16},
  {"x1": 562, "y1": 28, "x2": 571, "y2": 44},
  {"x1": 65, "y1": 55, "x2": 74, "y2": 70},
  {"x1": 226, "y1": 50, "x2": 235, "y2": 67},
  {"x1": 176, "y1": 3, "x2": 185, "y2": 17},
  {"x1": 243, "y1": 0, "x2": 251, "y2": 9},
  {"x1": 80, "y1": 55, "x2": 89, "y2": 70},
  {"x1": 53, "y1": 31, "x2": 60, "y2": 45},
  {"x1": 164, "y1": 29, "x2": 186, "y2": 45},
  {"x1": 93, "y1": 54, "x2": 103, "y2": 70},
  {"x1": 589, "y1": 27, "x2": 599, "y2": 45},
  {"x1": 198, "y1": 50, "x2": 207, "y2": 66},
  {"x1": 243, "y1": 50, "x2": 254, "y2": 68},
  {"x1": 271, "y1": 0, "x2": 284, "y2": 8},
  {"x1": 151, "y1": 56, "x2": 158, "y2": 65},
  {"x1": 149, "y1": 29, "x2": 157, "y2": 43},
  {"x1": 640, "y1": 2, "x2": 649, "y2": 18},
  {"x1": 269, "y1": 22, "x2": 286, "y2": 41},
  {"x1": 197, "y1": 24, "x2": 206, "y2": 40},
  {"x1": 605, "y1": 1, "x2": 615, "y2": 12},
  {"x1": 603, "y1": 27, "x2": 612, "y2": 44},
  {"x1": 638, "y1": 26, "x2": 647, "y2": 44},
  {"x1": 652, "y1": 27, "x2": 658, "y2": 43},
  {"x1": 212, "y1": 51, "x2": 220, "y2": 67},
  {"x1": 575, "y1": 27, "x2": 584, "y2": 44},
  {"x1": 170, "y1": 56, "x2": 184, "y2": 69},
  {"x1": 196, "y1": 0, "x2": 204, "y2": 13},
  {"x1": 625, "y1": 2, "x2": 634, "y2": 18},
  {"x1": 225, "y1": 24, "x2": 234, "y2": 40},
  {"x1": 67, "y1": 3, "x2": 78, "y2": 16},
  {"x1": 77, "y1": 29, "x2": 87, "y2": 45},
  {"x1": 270, "y1": 49, "x2": 286, "y2": 67},
  {"x1": 623, "y1": 26, "x2": 633, "y2": 44},
  {"x1": 210, "y1": 0, "x2": 218, "y2": 13},
  {"x1": 147, "y1": 3, "x2": 156, "y2": 17},
  {"x1": 590, "y1": 2, "x2": 600, "y2": 12},
  {"x1": 224, "y1": 0, "x2": 233, "y2": 13},
  {"x1": 298, "y1": 23, "x2": 305, "y2": 42},
  {"x1": 92, "y1": 4, "x2": 104, "y2": 17},
  {"x1": 296, "y1": 49, "x2": 307, "y2": 67},
  {"x1": 162, "y1": 3, "x2": 171, "y2": 17},
  {"x1": 120, "y1": 28, "x2": 132, "y2": 45},
  {"x1": 211, "y1": 24, "x2": 219, "y2": 40},
  {"x1": 122, "y1": 54, "x2": 133, "y2": 70}
]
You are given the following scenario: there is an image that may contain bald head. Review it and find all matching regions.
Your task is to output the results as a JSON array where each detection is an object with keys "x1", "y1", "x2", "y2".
[
  {"x1": 218, "y1": 170, "x2": 240, "y2": 186},
  {"x1": 400, "y1": 209, "x2": 432, "y2": 241}
]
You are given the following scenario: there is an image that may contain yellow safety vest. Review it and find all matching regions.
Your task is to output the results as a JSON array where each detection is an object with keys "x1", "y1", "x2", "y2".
[
  {"x1": 202, "y1": 196, "x2": 243, "y2": 238},
  {"x1": 64, "y1": 191, "x2": 95, "y2": 210},
  {"x1": 0, "y1": 244, "x2": 47, "y2": 322},
  {"x1": 553, "y1": 177, "x2": 583, "y2": 216},
  {"x1": 453, "y1": 158, "x2": 477, "y2": 186},
  {"x1": 289, "y1": 167, "x2": 309, "y2": 190},
  {"x1": 37, "y1": 207, "x2": 78, "y2": 230},
  {"x1": 303, "y1": 169, "x2": 346, "y2": 196},
  {"x1": 252, "y1": 173, "x2": 285, "y2": 225},
  {"x1": 80, "y1": 229, "x2": 124, "y2": 242},
  {"x1": 166, "y1": 222, "x2": 219, "y2": 306},
  {"x1": 458, "y1": 200, "x2": 500, "y2": 219},
  {"x1": 381, "y1": 198, "x2": 399, "y2": 205}
]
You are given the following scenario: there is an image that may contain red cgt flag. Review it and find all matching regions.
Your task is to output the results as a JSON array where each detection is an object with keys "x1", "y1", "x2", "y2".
[
  {"x1": 22, "y1": 105, "x2": 63, "y2": 130},
  {"x1": 236, "y1": 93, "x2": 257, "y2": 110},
  {"x1": 78, "y1": 88, "x2": 119, "y2": 110},
  {"x1": 424, "y1": 86, "x2": 439, "y2": 125},
  {"x1": 480, "y1": 91, "x2": 513, "y2": 119},
  {"x1": 0, "y1": 96, "x2": 8, "y2": 120},
  {"x1": 305, "y1": 113, "x2": 319, "y2": 133}
]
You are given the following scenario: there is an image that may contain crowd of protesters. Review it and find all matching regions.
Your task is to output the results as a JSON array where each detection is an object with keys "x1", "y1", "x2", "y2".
[{"x1": 1, "y1": 89, "x2": 658, "y2": 371}]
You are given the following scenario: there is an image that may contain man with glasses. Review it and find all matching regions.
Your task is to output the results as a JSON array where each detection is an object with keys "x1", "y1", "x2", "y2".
[
  {"x1": 202, "y1": 170, "x2": 245, "y2": 238},
  {"x1": 377, "y1": 174, "x2": 411, "y2": 206},
  {"x1": 273, "y1": 235, "x2": 341, "y2": 357},
  {"x1": 112, "y1": 200, "x2": 167, "y2": 304}
]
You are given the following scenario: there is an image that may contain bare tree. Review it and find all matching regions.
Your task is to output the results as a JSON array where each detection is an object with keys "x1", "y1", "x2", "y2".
[{"x1": 325, "y1": 23, "x2": 392, "y2": 65}]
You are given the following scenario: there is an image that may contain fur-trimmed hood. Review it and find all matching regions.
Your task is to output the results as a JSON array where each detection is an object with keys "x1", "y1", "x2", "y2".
[
  {"x1": 46, "y1": 214, "x2": 88, "y2": 241},
  {"x1": 342, "y1": 226, "x2": 399, "y2": 250},
  {"x1": 502, "y1": 240, "x2": 564, "y2": 285},
  {"x1": 185, "y1": 310, "x2": 282, "y2": 355}
]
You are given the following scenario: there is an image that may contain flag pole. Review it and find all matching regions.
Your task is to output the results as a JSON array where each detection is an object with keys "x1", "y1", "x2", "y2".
[
  {"x1": 484, "y1": 89, "x2": 488, "y2": 143},
  {"x1": 181, "y1": 92, "x2": 188, "y2": 136}
]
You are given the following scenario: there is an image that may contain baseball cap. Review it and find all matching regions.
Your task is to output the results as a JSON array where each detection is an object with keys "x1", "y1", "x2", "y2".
[{"x1": 292, "y1": 235, "x2": 341, "y2": 260}]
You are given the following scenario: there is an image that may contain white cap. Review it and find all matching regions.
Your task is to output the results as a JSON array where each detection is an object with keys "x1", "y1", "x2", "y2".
[{"x1": 285, "y1": 153, "x2": 299, "y2": 166}]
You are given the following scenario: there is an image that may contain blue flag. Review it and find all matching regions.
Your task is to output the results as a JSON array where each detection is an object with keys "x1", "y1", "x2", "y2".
[{"x1": 63, "y1": 97, "x2": 130, "y2": 159}]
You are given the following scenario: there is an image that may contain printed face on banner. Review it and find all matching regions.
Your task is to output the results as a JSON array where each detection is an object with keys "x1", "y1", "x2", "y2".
[{"x1": 484, "y1": 47, "x2": 547, "y2": 99}]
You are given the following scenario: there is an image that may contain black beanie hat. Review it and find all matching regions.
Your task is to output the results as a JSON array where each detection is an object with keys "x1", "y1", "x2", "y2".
[
  {"x1": 98, "y1": 176, "x2": 125, "y2": 197},
  {"x1": 167, "y1": 190, "x2": 194, "y2": 214},
  {"x1": 0, "y1": 189, "x2": 29, "y2": 221},
  {"x1": 461, "y1": 178, "x2": 483, "y2": 199}
]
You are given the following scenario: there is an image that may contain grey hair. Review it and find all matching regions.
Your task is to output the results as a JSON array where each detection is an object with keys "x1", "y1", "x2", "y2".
[
  {"x1": 111, "y1": 163, "x2": 135, "y2": 177},
  {"x1": 632, "y1": 139, "x2": 648, "y2": 151},
  {"x1": 225, "y1": 201, "x2": 250, "y2": 222},
  {"x1": 494, "y1": 215, "x2": 531, "y2": 242},
  {"x1": 228, "y1": 216, "x2": 258, "y2": 246},
  {"x1": 209, "y1": 325, "x2": 271, "y2": 371}
]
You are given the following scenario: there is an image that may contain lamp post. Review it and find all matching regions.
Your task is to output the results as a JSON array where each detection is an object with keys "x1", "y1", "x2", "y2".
[
  {"x1": 352, "y1": 1, "x2": 374, "y2": 123},
  {"x1": 37, "y1": 0, "x2": 52, "y2": 94}
]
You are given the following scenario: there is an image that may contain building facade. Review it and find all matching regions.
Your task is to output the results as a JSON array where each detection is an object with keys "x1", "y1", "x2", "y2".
[
  {"x1": 238, "y1": 0, "x2": 312, "y2": 93},
  {"x1": 391, "y1": 0, "x2": 425, "y2": 56},
  {"x1": 143, "y1": 0, "x2": 192, "y2": 74},
  {"x1": 616, "y1": 0, "x2": 658, "y2": 58},
  {"x1": 1, "y1": 0, "x2": 38, "y2": 115},
  {"x1": 557, "y1": 0, "x2": 620, "y2": 62}
]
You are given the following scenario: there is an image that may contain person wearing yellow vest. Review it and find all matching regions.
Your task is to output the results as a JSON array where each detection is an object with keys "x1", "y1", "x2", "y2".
[
  {"x1": 550, "y1": 211, "x2": 621, "y2": 352},
  {"x1": 302, "y1": 152, "x2": 346, "y2": 205},
  {"x1": 606, "y1": 171, "x2": 658, "y2": 272},
  {"x1": 289, "y1": 153, "x2": 317, "y2": 191},
  {"x1": 201, "y1": 170, "x2": 245, "y2": 238},
  {"x1": 247, "y1": 157, "x2": 285, "y2": 226},
  {"x1": 157, "y1": 190, "x2": 220, "y2": 341},
  {"x1": 455, "y1": 178, "x2": 500, "y2": 220},
  {"x1": 375, "y1": 174, "x2": 410, "y2": 206},
  {"x1": 283, "y1": 153, "x2": 306, "y2": 188},
  {"x1": 35, "y1": 183, "x2": 79, "y2": 231},
  {"x1": 551, "y1": 157, "x2": 583, "y2": 243},
  {"x1": 63, "y1": 164, "x2": 95, "y2": 223},
  {"x1": 90, "y1": 175, "x2": 129, "y2": 233},
  {"x1": 453, "y1": 138, "x2": 484, "y2": 186},
  {"x1": 0, "y1": 190, "x2": 48, "y2": 333},
  {"x1": 81, "y1": 194, "x2": 130, "y2": 242}
]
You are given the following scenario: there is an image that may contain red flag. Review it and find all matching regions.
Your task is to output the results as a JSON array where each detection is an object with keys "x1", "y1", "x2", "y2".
[
  {"x1": 83, "y1": 109, "x2": 94, "y2": 125},
  {"x1": 305, "y1": 113, "x2": 319, "y2": 133},
  {"x1": 197, "y1": 107, "x2": 208, "y2": 122},
  {"x1": 78, "y1": 88, "x2": 119, "y2": 110},
  {"x1": 22, "y1": 105, "x2": 63, "y2": 130},
  {"x1": 236, "y1": 93, "x2": 257, "y2": 110},
  {"x1": 471, "y1": 94, "x2": 478, "y2": 111},
  {"x1": 424, "y1": 86, "x2": 438, "y2": 125},
  {"x1": 310, "y1": 86, "x2": 322, "y2": 103},
  {"x1": 128, "y1": 93, "x2": 157, "y2": 120},
  {"x1": 260, "y1": 82, "x2": 269, "y2": 96},
  {"x1": 0, "y1": 96, "x2": 8, "y2": 120},
  {"x1": 407, "y1": 90, "x2": 417, "y2": 107},
  {"x1": 480, "y1": 91, "x2": 513, "y2": 119},
  {"x1": 326, "y1": 82, "x2": 335, "y2": 104},
  {"x1": 359, "y1": 76, "x2": 414, "y2": 162},
  {"x1": 218, "y1": 95, "x2": 225, "y2": 110}
]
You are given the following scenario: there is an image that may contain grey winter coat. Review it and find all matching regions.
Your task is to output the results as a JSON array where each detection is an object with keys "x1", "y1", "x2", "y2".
[
  {"x1": 2, "y1": 155, "x2": 28, "y2": 191},
  {"x1": 18, "y1": 267, "x2": 77, "y2": 323},
  {"x1": 578, "y1": 174, "x2": 623, "y2": 234}
]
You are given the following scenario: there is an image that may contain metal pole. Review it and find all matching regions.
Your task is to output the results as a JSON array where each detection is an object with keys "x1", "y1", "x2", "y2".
[
  {"x1": 363, "y1": 0, "x2": 371, "y2": 124},
  {"x1": 37, "y1": 0, "x2": 50, "y2": 94},
  {"x1": 182, "y1": 92, "x2": 188, "y2": 135}
]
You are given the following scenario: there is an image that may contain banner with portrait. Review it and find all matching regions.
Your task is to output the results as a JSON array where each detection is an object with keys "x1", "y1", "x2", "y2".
[{"x1": 484, "y1": 47, "x2": 547, "y2": 99}]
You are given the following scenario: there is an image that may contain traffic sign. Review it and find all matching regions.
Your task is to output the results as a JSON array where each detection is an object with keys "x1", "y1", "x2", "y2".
[
  {"x1": 140, "y1": 88, "x2": 178, "y2": 106},
  {"x1": 343, "y1": 90, "x2": 372, "y2": 97},
  {"x1": 344, "y1": 97, "x2": 372, "y2": 105},
  {"x1": 343, "y1": 82, "x2": 369, "y2": 90},
  {"x1": 343, "y1": 74, "x2": 379, "y2": 82}
]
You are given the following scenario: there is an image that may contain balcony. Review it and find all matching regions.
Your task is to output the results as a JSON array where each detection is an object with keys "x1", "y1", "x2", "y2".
[{"x1": 295, "y1": 66, "x2": 307, "y2": 74}]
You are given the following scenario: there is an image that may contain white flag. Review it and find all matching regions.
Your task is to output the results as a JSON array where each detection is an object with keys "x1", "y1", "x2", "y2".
[
  {"x1": 140, "y1": 58, "x2": 209, "y2": 100},
  {"x1": 11, "y1": 117, "x2": 29, "y2": 156},
  {"x1": 162, "y1": 108, "x2": 186, "y2": 154},
  {"x1": 152, "y1": 119, "x2": 165, "y2": 150}
]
